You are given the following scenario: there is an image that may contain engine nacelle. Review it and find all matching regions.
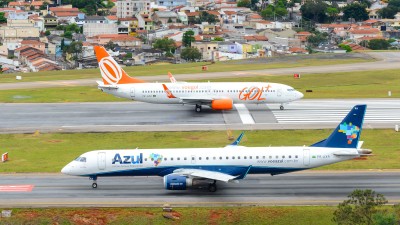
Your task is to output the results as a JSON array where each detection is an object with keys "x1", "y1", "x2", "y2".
[
  {"x1": 211, "y1": 99, "x2": 233, "y2": 110},
  {"x1": 163, "y1": 174, "x2": 193, "y2": 190}
]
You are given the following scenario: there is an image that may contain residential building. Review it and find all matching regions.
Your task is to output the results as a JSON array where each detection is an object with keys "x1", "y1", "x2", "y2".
[
  {"x1": 191, "y1": 41, "x2": 218, "y2": 60},
  {"x1": 83, "y1": 23, "x2": 120, "y2": 37},
  {"x1": 43, "y1": 14, "x2": 58, "y2": 29},
  {"x1": 86, "y1": 34, "x2": 142, "y2": 47},
  {"x1": 75, "y1": 15, "x2": 107, "y2": 26},
  {"x1": 116, "y1": 0, "x2": 151, "y2": 18},
  {"x1": 177, "y1": 12, "x2": 188, "y2": 25},
  {"x1": 152, "y1": 11, "x2": 178, "y2": 25},
  {"x1": 138, "y1": 14, "x2": 154, "y2": 30},
  {"x1": 15, "y1": 46, "x2": 60, "y2": 72},
  {"x1": 20, "y1": 40, "x2": 46, "y2": 53},
  {"x1": 156, "y1": 0, "x2": 188, "y2": 8}
]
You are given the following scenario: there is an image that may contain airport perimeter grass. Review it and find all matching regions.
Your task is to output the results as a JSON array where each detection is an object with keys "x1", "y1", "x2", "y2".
[
  {"x1": 0, "y1": 206, "x2": 338, "y2": 225},
  {"x1": 0, "y1": 69, "x2": 399, "y2": 103},
  {"x1": 0, "y1": 130, "x2": 398, "y2": 173},
  {"x1": 1, "y1": 206, "x2": 399, "y2": 224},
  {"x1": 0, "y1": 58, "x2": 371, "y2": 83}
]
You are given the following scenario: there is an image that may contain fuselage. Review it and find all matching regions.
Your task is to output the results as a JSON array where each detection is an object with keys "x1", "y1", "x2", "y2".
[
  {"x1": 62, "y1": 146, "x2": 357, "y2": 178},
  {"x1": 100, "y1": 82, "x2": 303, "y2": 104}
]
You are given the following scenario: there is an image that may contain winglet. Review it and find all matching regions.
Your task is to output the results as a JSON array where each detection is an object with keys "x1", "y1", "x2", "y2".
[
  {"x1": 311, "y1": 105, "x2": 367, "y2": 148},
  {"x1": 94, "y1": 46, "x2": 145, "y2": 85},
  {"x1": 168, "y1": 72, "x2": 177, "y2": 83},
  {"x1": 162, "y1": 84, "x2": 176, "y2": 98},
  {"x1": 230, "y1": 132, "x2": 245, "y2": 146}
]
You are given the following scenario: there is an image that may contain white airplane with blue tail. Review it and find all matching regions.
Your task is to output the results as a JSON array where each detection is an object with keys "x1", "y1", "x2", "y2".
[{"x1": 62, "y1": 105, "x2": 371, "y2": 192}]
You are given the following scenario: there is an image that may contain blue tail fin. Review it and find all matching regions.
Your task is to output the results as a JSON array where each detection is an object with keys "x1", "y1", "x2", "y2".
[
  {"x1": 311, "y1": 105, "x2": 366, "y2": 148},
  {"x1": 230, "y1": 132, "x2": 245, "y2": 146}
]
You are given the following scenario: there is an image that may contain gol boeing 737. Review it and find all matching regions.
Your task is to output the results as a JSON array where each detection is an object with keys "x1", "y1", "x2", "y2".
[
  {"x1": 94, "y1": 46, "x2": 303, "y2": 112},
  {"x1": 62, "y1": 105, "x2": 371, "y2": 192}
]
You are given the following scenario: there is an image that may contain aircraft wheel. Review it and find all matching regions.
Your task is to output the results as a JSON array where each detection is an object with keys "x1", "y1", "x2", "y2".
[
  {"x1": 280, "y1": 105, "x2": 284, "y2": 110},
  {"x1": 92, "y1": 183, "x2": 97, "y2": 189},
  {"x1": 208, "y1": 183, "x2": 217, "y2": 192},
  {"x1": 195, "y1": 105, "x2": 202, "y2": 112}
]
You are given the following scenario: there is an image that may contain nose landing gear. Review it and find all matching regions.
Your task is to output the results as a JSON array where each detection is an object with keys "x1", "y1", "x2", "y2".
[
  {"x1": 90, "y1": 176, "x2": 97, "y2": 189},
  {"x1": 195, "y1": 104, "x2": 202, "y2": 112}
]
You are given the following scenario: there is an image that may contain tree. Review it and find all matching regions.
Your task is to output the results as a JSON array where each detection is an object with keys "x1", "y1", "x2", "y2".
[
  {"x1": 237, "y1": 0, "x2": 251, "y2": 7},
  {"x1": 327, "y1": 7, "x2": 339, "y2": 22},
  {"x1": 0, "y1": 12, "x2": 7, "y2": 24},
  {"x1": 63, "y1": 31, "x2": 73, "y2": 39},
  {"x1": 182, "y1": 30, "x2": 195, "y2": 47},
  {"x1": 307, "y1": 32, "x2": 328, "y2": 47},
  {"x1": 105, "y1": 41, "x2": 117, "y2": 50},
  {"x1": 153, "y1": 38, "x2": 176, "y2": 54},
  {"x1": 368, "y1": 39, "x2": 390, "y2": 50},
  {"x1": 378, "y1": 6, "x2": 398, "y2": 19},
  {"x1": 300, "y1": 0, "x2": 328, "y2": 23},
  {"x1": 181, "y1": 47, "x2": 202, "y2": 62},
  {"x1": 167, "y1": 17, "x2": 173, "y2": 23},
  {"x1": 199, "y1": 11, "x2": 217, "y2": 24},
  {"x1": 61, "y1": 38, "x2": 65, "y2": 52},
  {"x1": 213, "y1": 37, "x2": 224, "y2": 41},
  {"x1": 123, "y1": 52, "x2": 132, "y2": 60},
  {"x1": 45, "y1": 30, "x2": 51, "y2": 36},
  {"x1": 338, "y1": 43, "x2": 352, "y2": 52},
  {"x1": 343, "y1": 3, "x2": 369, "y2": 22},
  {"x1": 0, "y1": 64, "x2": 2, "y2": 74},
  {"x1": 332, "y1": 189, "x2": 388, "y2": 225},
  {"x1": 40, "y1": 2, "x2": 48, "y2": 10}
]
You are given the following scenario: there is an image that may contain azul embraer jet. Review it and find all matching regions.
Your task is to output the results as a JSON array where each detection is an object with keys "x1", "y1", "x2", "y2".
[
  {"x1": 94, "y1": 46, "x2": 303, "y2": 112},
  {"x1": 62, "y1": 105, "x2": 370, "y2": 192}
]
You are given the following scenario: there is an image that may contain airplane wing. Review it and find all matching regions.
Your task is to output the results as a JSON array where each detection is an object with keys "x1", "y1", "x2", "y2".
[
  {"x1": 179, "y1": 96, "x2": 214, "y2": 104},
  {"x1": 172, "y1": 168, "x2": 237, "y2": 182}
]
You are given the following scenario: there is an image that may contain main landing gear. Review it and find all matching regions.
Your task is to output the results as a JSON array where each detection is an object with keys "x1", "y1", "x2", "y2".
[
  {"x1": 280, "y1": 104, "x2": 285, "y2": 110},
  {"x1": 195, "y1": 104, "x2": 202, "y2": 113},
  {"x1": 208, "y1": 181, "x2": 217, "y2": 192},
  {"x1": 90, "y1": 176, "x2": 97, "y2": 189}
]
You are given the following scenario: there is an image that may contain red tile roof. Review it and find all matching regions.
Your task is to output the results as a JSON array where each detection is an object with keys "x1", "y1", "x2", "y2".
[
  {"x1": 54, "y1": 12, "x2": 80, "y2": 17},
  {"x1": 49, "y1": 7, "x2": 79, "y2": 12},
  {"x1": 289, "y1": 47, "x2": 308, "y2": 53}
]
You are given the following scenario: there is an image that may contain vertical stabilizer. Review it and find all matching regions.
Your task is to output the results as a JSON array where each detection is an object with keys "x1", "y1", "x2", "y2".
[
  {"x1": 94, "y1": 46, "x2": 145, "y2": 85},
  {"x1": 311, "y1": 105, "x2": 367, "y2": 148}
]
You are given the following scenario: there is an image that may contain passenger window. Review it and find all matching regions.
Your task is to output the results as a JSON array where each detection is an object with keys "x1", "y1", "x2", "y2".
[
  {"x1": 199, "y1": 157, "x2": 202, "y2": 160},
  {"x1": 249, "y1": 156, "x2": 252, "y2": 159},
  {"x1": 256, "y1": 156, "x2": 259, "y2": 159},
  {"x1": 269, "y1": 156, "x2": 272, "y2": 159},
  {"x1": 184, "y1": 157, "x2": 187, "y2": 160},
  {"x1": 164, "y1": 158, "x2": 167, "y2": 161},
  {"x1": 206, "y1": 157, "x2": 209, "y2": 160},
  {"x1": 282, "y1": 156, "x2": 285, "y2": 159},
  {"x1": 177, "y1": 157, "x2": 180, "y2": 160},
  {"x1": 232, "y1": 156, "x2": 235, "y2": 159},
  {"x1": 238, "y1": 156, "x2": 240, "y2": 159},
  {"x1": 219, "y1": 156, "x2": 222, "y2": 160},
  {"x1": 295, "y1": 155, "x2": 298, "y2": 158},
  {"x1": 244, "y1": 156, "x2": 247, "y2": 159},
  {"x1": 192, "y1": 157, "x2": 195, "y2": 160},
  {"x1": 226, "y1": 156, "x2": 229, "y2": 160},
  {"x1": 80, "y1": 157, "x2": 86, "y2": 162}
]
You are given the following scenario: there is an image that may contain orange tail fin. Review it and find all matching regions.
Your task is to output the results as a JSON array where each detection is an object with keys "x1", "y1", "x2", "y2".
[{"x1": 94, "y1": 46, "x2": 145, "y2": 85}]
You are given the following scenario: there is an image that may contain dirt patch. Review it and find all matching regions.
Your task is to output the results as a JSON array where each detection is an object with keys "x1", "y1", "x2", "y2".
[
  {"x1": 185, "y1": 136, "x2": 200, "y2": 140},
  {"x1": 208, "y1": 210, "x2": 222, "y2": 225},
  {"x1": 46, "y1": 140, "x2": 63, "y2": 143}
]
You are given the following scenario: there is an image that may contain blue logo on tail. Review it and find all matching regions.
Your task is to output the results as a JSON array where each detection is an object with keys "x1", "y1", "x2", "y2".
[{"x1": 338, "y1": 122, "x2": 360, "y2": 144}]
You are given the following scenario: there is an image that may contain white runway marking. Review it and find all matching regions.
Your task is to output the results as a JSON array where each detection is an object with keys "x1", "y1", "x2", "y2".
[
  {"x1": 234, "y1": 104, "x2": 255, "y2": 124},
  {"x1": 272, "y1": 108, "x2": 400, "y2": 123}
]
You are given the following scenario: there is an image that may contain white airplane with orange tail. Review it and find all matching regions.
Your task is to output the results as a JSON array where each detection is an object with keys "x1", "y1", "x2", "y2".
[{"x1": 94, "y1": 46, "x2": 303, "y2": 112}]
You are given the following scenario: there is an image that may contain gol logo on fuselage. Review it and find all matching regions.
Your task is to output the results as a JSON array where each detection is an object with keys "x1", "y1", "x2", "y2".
[
  {"x1": 99, "y1": 56, "x2": 122, "y2": 85},
  {"x1": 239, "y1": 85, "x2": 271, "y2": 101}
]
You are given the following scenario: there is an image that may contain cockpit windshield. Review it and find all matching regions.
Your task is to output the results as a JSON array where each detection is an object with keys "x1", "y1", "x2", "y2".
[{"x1": 74, "y1": 157, "x2": 86, "y2": 162}]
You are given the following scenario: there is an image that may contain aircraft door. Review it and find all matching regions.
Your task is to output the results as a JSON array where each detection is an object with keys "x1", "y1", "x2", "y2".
[
  {"x1": 191, "y1": 155, "x2": 196, "y2": 164},
  {"x1": 130, "y1": 88, "x2": 135, "y2": 99},
  {"x1": 98, "y1": 152, "x2": 106, "y2": 170},
  {"x1": 303, "y1": 149, "x2": 310, "y2": 166},
  {"x1": 277, "y1": 88, "x2": 283, "y2": 97}
]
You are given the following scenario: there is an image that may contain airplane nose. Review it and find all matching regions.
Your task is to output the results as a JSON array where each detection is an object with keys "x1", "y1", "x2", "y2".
[
  {"x1": 61, "y1": 165, "x2": 70, "y2": 175},
  {"x1": 297, "y1": 91, "x2": 304, "y2": 99}
]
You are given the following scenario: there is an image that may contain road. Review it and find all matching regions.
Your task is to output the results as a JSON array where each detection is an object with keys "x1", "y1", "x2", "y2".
[
  {"x1": 0, "y1": 99, "x2": 399, "y2": 133},
  {"x1": 1, "y1": 52, "x2": 400, "y2": 90},
  {"x1": 0, "y1": 171, "x2": 398, "y2": 207}
]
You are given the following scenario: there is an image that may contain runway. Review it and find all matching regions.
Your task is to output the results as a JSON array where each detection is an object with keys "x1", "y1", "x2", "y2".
[
  {"x1": 0, "y1": 171, "x2": 398, "y2": 207},
  {"x1": 0, "y1": 99, "x2": 399, "y2": 133}
]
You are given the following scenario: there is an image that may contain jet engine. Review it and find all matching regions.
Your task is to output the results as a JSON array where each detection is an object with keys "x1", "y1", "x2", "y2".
[
  {"x1": 163, "y1": 174, "x2": 193, "y2": 190},
  {"x1": 211, "y1": 99, "x2": 233, "y2": 110}
]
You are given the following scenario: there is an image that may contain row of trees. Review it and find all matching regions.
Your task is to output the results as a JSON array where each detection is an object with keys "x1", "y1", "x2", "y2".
[{"x1": 300, "y1": 0, "x2": 369, "y2": 25}]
